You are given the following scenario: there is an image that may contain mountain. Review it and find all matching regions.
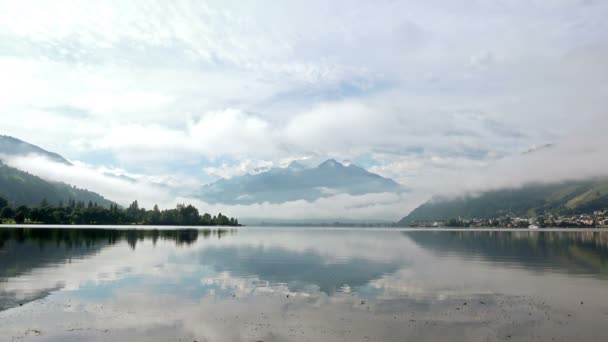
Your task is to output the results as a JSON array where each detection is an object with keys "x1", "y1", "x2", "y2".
[
  {"x1": 0, "y1": 135, "x2": 71, "y2": 165},
  {"x1": 0, "y1": 135, "x2": 112, "y2": 207},
  {"x1": 0, "y1": 161, "x2": 114, "y2": 207},
  {"x1": 199, "y1": 159, "x2": 403, "y2": 204},
  {"x1": 399, "y1": 177, "x2": 608, "y2": 226}
]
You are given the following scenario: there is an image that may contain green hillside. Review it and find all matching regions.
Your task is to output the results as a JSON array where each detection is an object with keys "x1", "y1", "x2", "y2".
[
  {"x1": 399, "y1": 177, "x2": 608, "y2": 226},
  {"x1": 0, "y1": 162, "x2": 113, "y2": 208}
]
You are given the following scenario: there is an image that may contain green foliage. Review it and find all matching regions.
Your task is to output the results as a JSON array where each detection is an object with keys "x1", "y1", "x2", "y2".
[
  {"x1": 1, "y1": 200, "x2": 240, "y2": 226},
  {"x1": 0, "y1": 162, "x2": 113, "y2": 208},
  {"x1": 399, "y1": 177, "x2": 608, "y2": 226},
  {"x1": 446, "y1": 218, "x2": 467, "y2": 227},
  {"x1": 14, "y1": 211, "x2": 25, "y2": 224},
  {"x1": 1, "y1": 207, "x2": 14, "y2": 220}
]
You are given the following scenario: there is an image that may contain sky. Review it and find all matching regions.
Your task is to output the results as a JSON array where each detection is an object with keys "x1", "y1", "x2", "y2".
[{"x1": 1, "y1": 0, "x2": 607, "y2": 220}]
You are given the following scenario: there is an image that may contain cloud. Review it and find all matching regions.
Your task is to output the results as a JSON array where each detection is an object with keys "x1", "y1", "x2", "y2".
[
  {"x1": 188, "y1": 109, "x2": 278, "y2": 158},
  {"x1": 203, "y1": 157, "x2": 308, "y2": 179},
  {"x1": 176, "y1": 192, "x2": 418, "y2": 222},
  {"x1": 204, "y1": 160, "x2": 274, "y2": 179},
  {"x1": 92, "y1": 109, "x2": 279, "y2": 162},
  {"x1": 376, "y1": 135, "x2": 608, "y2": 205},
  {"x1": 469, "y1": 50, "x2": 494, "y2": 69},
  {"x1": 284, "y1": 102, "x2": 398, "y2": 156},
  {"x1": 2, "y1": 154, "x2": 186, "y2": 208},
  {"x1": 1, "y1": 1, "x2": 608, "y2": 219}
]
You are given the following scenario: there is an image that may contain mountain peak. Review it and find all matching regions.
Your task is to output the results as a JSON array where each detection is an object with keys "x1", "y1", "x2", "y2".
[
  {"x1": 287, "y1": 161, "x2": 306, "y2": 170},
  {"x1": 0, "y1": 135, "x2": 71, "y2": 165},
  {"x1": 200, "y1": 158, "x2": 403, "y2": 205},
  {"x1": 318, "y1": 159, "x2": 344, "y2": 168}
]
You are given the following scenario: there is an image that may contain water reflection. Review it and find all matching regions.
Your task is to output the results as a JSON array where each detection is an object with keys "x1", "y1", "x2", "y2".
[
  {"x1": 0, "y1": 228, "x2": 232, "y2": 311},
  {"x1": 405, "y1": 230, "x2": 608, "y2": 277},
  {"x1": 195, "y1": 245, "x2": 401, "y2": 295},
  {"x1": 0, "y1": 227, "x2": 234, "y2": 250},
  {"x1": 1, "y1": 227, "x2": 608, "y2": 341}
]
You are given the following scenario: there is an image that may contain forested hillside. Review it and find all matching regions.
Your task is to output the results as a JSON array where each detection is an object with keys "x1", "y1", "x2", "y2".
[
  {"x1": 0, "y1": 162, "x2": 113, "y2": 207},
  {"x1": 399, "y1": 177, "x2": 608, "y2": 225}
]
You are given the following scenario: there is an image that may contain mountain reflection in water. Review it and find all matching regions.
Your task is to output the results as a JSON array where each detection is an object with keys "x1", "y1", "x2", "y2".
[
  {"x1": 405, "y1": 230, "x2": 608, "y2": 277},
  {"x1": 1, "y1": 227, "x2": 608, "y2": 341}
]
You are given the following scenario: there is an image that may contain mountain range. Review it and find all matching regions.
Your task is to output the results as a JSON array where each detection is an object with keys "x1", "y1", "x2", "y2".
[
  {"x1": 0, "y1": 135, "x2": 71, "y2": 165},
  {"x1": 399, "y1": 178, "x2": 608, "y2": 226},
  {"x1": 198, "y1": 159, "x2": 404, "y2": 205},
  {"x1": 3, "y1": 134, "x2": 608, "y2": 224},
  {"x1": 0, "y1": 161, "x2": 113, "y2": 207},
  {"x1": 0, "y1": 136, "x2": 112, "y2": 207},
  {"x1": 0, "y1": 135, "x2": 404, "y2": 210}
]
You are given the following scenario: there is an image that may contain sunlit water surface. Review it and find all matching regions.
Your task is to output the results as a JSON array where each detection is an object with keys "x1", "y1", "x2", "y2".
[{"x1": 1, "y1": 226, "x2": 608, "y2": 341}]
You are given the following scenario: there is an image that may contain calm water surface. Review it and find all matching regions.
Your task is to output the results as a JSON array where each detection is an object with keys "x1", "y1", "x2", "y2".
[{"x1": 1, "y1": 226, "x2": 608, "y2": 341}]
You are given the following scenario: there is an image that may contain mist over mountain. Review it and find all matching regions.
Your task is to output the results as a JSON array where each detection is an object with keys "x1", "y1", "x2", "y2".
[
  {"x1": 0, "y1": 135, "x2": 114, "y2": 207},
  {"x1": 0, "y1": 135, "x2": 71, "y2": 165},
  {"x1": 0, "y1": 161, "x2": 113, "y2": 207},
  {"x1": 4, "y1": 133, "x2": 608, "y2": 224},
  {"x1": 1, "y1": 1, "x2": 608, "y2": 222},
  {"x1": 399, "y1": 178, "x2": 608, "y2": 226},
  {"x1": 199, "y1": 159, "x2": 404, "y2": 205}
]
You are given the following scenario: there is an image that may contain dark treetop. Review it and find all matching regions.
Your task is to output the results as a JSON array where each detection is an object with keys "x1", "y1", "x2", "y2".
[{"x1": 0, "y1": 198, "x2": 239, "y2": 226}]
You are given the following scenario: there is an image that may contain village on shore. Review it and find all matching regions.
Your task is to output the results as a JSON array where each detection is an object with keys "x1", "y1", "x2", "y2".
[{"x1": 408, "y1": 210, "x2": 608, "y2": 228}]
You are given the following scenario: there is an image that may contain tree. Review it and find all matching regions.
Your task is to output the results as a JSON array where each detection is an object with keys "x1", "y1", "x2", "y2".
[
  {"x1": 160, "y1": 208, "x2": 178, "y2": 225},
  {"x1": 179, "y1": 204, "x2": 200, "y2": 225},
  {"x1": 16, "y1": 205, "x2": 28, "y2": 216},
  {"x1": 144, "y1": 204, "x2": 161, "y2": 225},
  {"x1": 1, "y1": 207, "x2": 14, "y2": 220},
  {"x1": 128, "y1": 200, "x2": 139, "y2": 211},
  {"x1": 127, "y1": 200, "x2": 141, "y2": 222},
  {"x1": 447, "y1": 218, "x2": 462, "y2": 227},
  {"x1": 14, "y1": 211, "x2": 25, "y2": 224},
  {"x1": 0, "y1": 196, "x2": 7, "y2": 209},
  {"x1": 52, "y1": 209, "x2": 67, "y2": 224},
  {"x1": 0, "y1": 200, "x2": 239, "y2": 226},
  {"x1": 201, "y1": 213, "x2": 213, "y2": 225},
  {"x1": 215, "y1": 213, "x2": 230, "y2": 226}
]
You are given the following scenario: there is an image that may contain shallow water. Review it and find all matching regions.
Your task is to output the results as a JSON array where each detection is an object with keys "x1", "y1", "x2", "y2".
[{"x1": 1, "y1": 227, "x2": 608, "y2": 341}]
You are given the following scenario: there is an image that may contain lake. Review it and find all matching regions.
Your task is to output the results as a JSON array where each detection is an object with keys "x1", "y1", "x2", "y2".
[{"x1": 1, "y1": 227, "x2": 608, "y2": 341}]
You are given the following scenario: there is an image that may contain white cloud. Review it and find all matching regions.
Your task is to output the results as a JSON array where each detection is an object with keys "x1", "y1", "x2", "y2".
[
  {"x1": 2, "y1": 155, "x2": 184, "y2": 208},
  {"x1": 92, "y1": 109, "x2": 279, "y2": 162},
  {"x1": 1, "y1": 0, "x2": 607, "y2": 219},
  {"x1": 189, "y1": 109, "x2": 278, "y2": 158},
  {"x1": 73, "y1": 91, "x2": 174, "y2": 114},
  {"x1": 176, "y1": 191, "x2": 418, "y2": 222},
  {"x1": 284, "y1": 102, "x2": 398, "y2": 156},
  {"x1": 203, "y1": 159, "x2": 275, "y2": 179}
]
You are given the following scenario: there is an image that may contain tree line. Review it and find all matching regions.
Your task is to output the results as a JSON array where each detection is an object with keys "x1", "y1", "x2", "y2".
[
  {"x1": 0, "y1": 227, "x2": 234, "y2": 250},
  {"x1": 0, "y1": 197, "x2": 240, "y2": 226}
]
